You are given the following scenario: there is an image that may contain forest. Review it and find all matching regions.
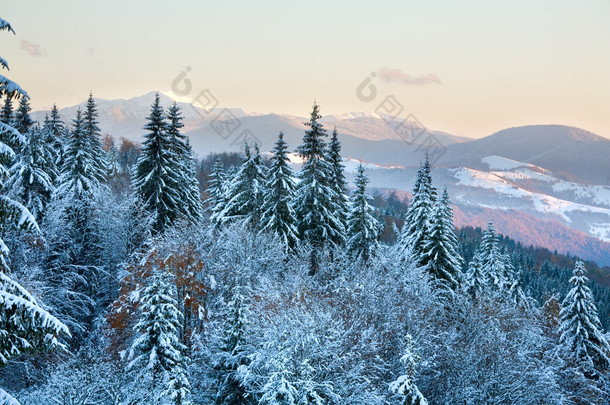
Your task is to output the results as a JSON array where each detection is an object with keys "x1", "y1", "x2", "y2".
[{"x1": 2, "y1": 16, "x2": 610, "y2": 405}]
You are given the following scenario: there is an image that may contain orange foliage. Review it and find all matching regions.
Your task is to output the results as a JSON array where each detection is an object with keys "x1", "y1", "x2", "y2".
[{"x1": 106, "y1": 242, "x2": 208, "y2": 355}]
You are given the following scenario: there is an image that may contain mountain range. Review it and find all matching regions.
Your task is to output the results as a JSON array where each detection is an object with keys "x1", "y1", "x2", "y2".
[{"x1": 31, "y1": 92, "x2": 610, "y2": 266}]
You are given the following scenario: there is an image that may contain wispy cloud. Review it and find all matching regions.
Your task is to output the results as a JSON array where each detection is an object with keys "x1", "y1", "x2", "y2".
[
  {"x1": 20, "y1": 39, "x2": 46, "y2": 57},
  {"x1": 378, "y1": 67, "x2": 441, "y2": 85}
]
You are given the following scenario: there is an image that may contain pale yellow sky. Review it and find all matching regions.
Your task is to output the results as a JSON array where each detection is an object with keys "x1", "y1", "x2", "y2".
[{"x1": 2, "y1": 0, "x2": 609, "y2": 138}]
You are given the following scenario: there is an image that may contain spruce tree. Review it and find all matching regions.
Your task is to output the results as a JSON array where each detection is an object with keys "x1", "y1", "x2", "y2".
[
  {"x1": 294, "y1": 103, "x2": 344, "y2": 274},
  {"x1": 424, "y1": 188, "x2": 462, "y2": 290},
  {"x1": 166, "y1": 102, "x2": 203, "y2": 224},
  {"x1": 217, "y1": 143, "x2": 267, "y2": 229},
  {"x1": 206, "y1": 158, "x2": 228, "y2": 225},
  {"x1": 466, "y1": 251, "x2": 486, "y2": 299},
  {"x1": 55, "y1": 109, "x2": 106, "y2": 199},
  {"x1": 479, "y1": 222, "x2": 507, "y2": 290},
  {"x1": 326, "y1": 128, "x2": 349, "y2": 244},
  {"x1": 13, "y1": 95, "x2": 33, "y2": 135},
  {"x1": 128, "y1": 270, "x2": 191, "y2": 404},
  {"x1": 399, "y1": 156, "x2": 436, "y2": 268},
  {"x1": 133, "y1": 93, "x2": 182, "y2": 232},
  {"x1": 260, "y1": 132, "x2": 298, "y2": 251},
  {"x1": 389, "y1": 335, "x2": 428, "y2": 405},
  {"x1": 559, "y1": 261, "x2": 610, "y2": 371},
  {"x1": 0, "y1": 94, "x2": 13, "y2": 124},
  {"x1": 213, "y1": 287, "x2": 254, "y2": 405},
  {"x1": 45, "y1": 103, "x2": 66, "y2": 167},
  {"x1": 7, "y1": 125, "x2": 57, "y2": 221},
  {"x1": 83, "y1": 93, "x2": 106, "y2": 170},
  {"x1": 346, "y1": 164, "x2": 380, "y2": 263}
]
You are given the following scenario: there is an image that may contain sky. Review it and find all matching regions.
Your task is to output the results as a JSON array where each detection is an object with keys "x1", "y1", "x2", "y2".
[{"x1": 2, "y1": 0, "x2": 609, "y2": 138}]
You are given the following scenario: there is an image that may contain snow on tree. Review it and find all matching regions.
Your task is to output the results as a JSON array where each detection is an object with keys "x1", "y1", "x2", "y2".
[
  {"x1": 206, "y1": 158, "x2": 228, "y2": 225},
  {"x1": 479, "y1": 221, "x2": 507, "y2": 290},
  {"x1": 213, "y1": 286, "x2": 254, "y2": 405},
  {"x1": 389, "y1": 335, "x2": 428, "y2": 405},
  {"x1": 12, "y1": 96, "x2": 33, "y2": 136},
  {"x1": 259, "y1": 356, "x2": 298, "y2": 405},
  {"x1": 398, "y1": 155, "x2": 436, "y2": 268},
  {"x1": 216, "y1": 143, "x2": 268, "y2": 230},
  {"x1": 346, "y1": 164, "x2": 380, "y2": 263},
  {"x1": 294, "y1": 103, "x2": 345, "y2": 274},
  {"x1": 127, "y1": 269, "x2": 191, "y2": 405},
  {"x1": 326, "y1": 128, "x2": 349, "y2": 245},
  {"x1": 6, "y1": 125, "x2": 57, "y2": 221},
  {"x1": 166, "y1": 102, "x2": 203, "y2": 224},
  {"x1": 260, "y1": 132, "x2": 298, "y2": 251},
  {"x1": 0, "y1": 17, "x2": 69, "y2": 404},
  {"x1": 1, "y1": 94, "x2": 13, "y2": 125},
  {"x1": 559, "y1": 261, "x2": 610, "y2": 371},
  {"x1": 423, "y1": 188, "x2": 462, "y2": 290},
  {"x1": 132, "y1": 93, "x2": 184, "y2": 232},
  {"x1": 104, "y1": 134, "x2": 123, "y2": 177}
]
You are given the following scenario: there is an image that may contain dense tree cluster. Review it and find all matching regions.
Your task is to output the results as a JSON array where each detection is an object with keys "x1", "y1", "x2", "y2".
[{"x1": 0, "y1": 30, "x2": 609, "y2": 402}]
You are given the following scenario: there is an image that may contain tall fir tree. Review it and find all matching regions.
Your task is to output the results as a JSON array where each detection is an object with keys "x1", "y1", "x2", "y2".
[
  {"x1": 346, "y1": 164, "x2": 380, "y2": 263},
  {"x1": 294, "y1": 103, "x2": 345, "y2": 274},
  {"x1": 260, "y1": 132, "x2": 298, "y2": 251},
  {"x1": 559, "y1": 261, "x2": 610, "y2": 371},
  {"x1": 54, "y1": 109, "x2": 106, "y2": 199},
  {"x1": 0, "y1": 94, "x2": 13, "y2": 124},
  {"x1": 132, "y1": 93, "x2": 183, "y2": 232},
  {"x1": 13, "y1": 94, "x2": 33, "y2": 135},
  {"x1": 398, "y1": 156, "x2": 436, "y2": 268},
  {"x1": 479, "y1": 221, "x2": 507, "y2": 290},
  {"x1": 7, "y1": 125, "x2": 57, "y2": 221},
  {"x1": 0, "y1": 17, "x2": 70, "y2": 404},
  {"x1": 166, "y1": 102, "x2": 203, "y2": 224},
  {"x1": 128, "y1": 270, "x2": 191, "y2": 405},
  {"x1": 206, "y1": 158, "x2": 228, "y2": 225},
  {"x1": 213, "y1": 287, "x2": 254, "y2": 405},
  {"x1": 217, "y1": 143, "x2": 268, "y2": 229},
  {"x1": 83, "y1": 92, "x2": 107, "y2": 173},
  {"x1": 466, "y1": 251, "x2": 486, "y2": 299},
  {"x1": 326, "y1": 128, "x2": 349, "y2": 244},
  {"x1": 423, "y1": 188, "x2": 462, "y2": 290},
  {"x1": 45, "y1": 103, "x2": 66, "y2": 167}
]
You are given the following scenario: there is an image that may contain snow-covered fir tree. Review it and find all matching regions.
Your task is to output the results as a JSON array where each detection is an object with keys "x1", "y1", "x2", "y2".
[
  {"x1": 398, "y1": 156, "x2": 436, "y2": 268},
  {"x1": 54, "y1": 109, "x2": 106, "y2": 199},
  {"x1": 166, "y1": 102, "x2": 203, "y2": 224},
  {"x1": 389, "y1": 335, "x2": 428, "y2": 405},
  {"x1": 258, "y1": 354, "x2": 298, "y2": 405},
  {"x1": 217, "y1": 143, "x2": 267, "y2": 229},
  {"x1": 7, "y1": 125, "x2": 57, "y2": 221},
  {"x1": 83, "y1": 92, "x2": 107, "y2": 174},
  {"x1": 479, "y1": 221, "x2": 507, "y2": 290},
  {"x1": 128, "y1": 270, "x2": 191, "y2": 405},
  {"x1": 466, "y1": 251, "x2": 486, "y2": 299},
  {"x1": 213, "y1": 287, "x2": 254, "y2": 405},
  {"x1": 12, "y1": 95, "x2": 33, "y2": 135},
  {"x1": 423, "y1": 188, "x2": 462, "y2": 290},
  {"x1": 206, "y1": 158, "x2": 228, "y2": 225},
  {"x1": 346, "y1": 164, "x2": 380, "y2": 263},
  {"x1": 133, "y1": 93, "x2": 183, "y2": 232},
  {"x1": 260, "y1": 132, "x2": 298, "y2": 251},
  {"x1": 0, "y1": 17, "x2": 70, "y2": 404},
  {"x1": 559, "y1": 261, "x2": 610, "y2": 371},
  {"x1": 1, "y1": 94, "x2": 13, "y2": 124},
  {"x1": 44, "y1": 103, "x2": 65, "y2": 167},
  {"x1": 294, "y1": 103, "x2": 344, "y2": 274},
  {"x1": 326, "y1": 128, "x2": 349, "y2": 245}
]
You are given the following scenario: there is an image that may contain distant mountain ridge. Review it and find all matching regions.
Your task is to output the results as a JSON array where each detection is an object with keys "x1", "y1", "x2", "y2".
[{"x1": 30, "y1": 93, "x2": 610, "y2": 266}]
